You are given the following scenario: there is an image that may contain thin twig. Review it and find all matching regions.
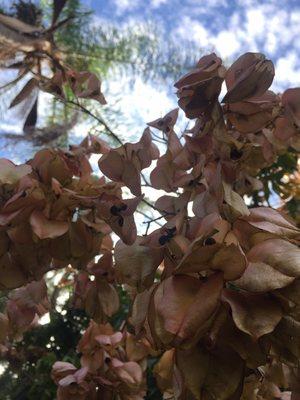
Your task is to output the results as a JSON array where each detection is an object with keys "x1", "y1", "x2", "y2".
[
  {"x1": 141, "y1": 172, "x2": 151, "y2": 187},
  {"x1": 143, "y1": 214, "x2": 166, "y2": 224},
  {"x1": 60, "y1": 98, "x2": 171, "y2": 217},
  {"x1": 64, "y1": 99, "x2": 123, "y2": 145},
  {"x1": 136, "y1": 209, "x2": 162, "y2": 226},
  {"x1": 141, "y1": 198, "x2": 176, "y2": 215}
]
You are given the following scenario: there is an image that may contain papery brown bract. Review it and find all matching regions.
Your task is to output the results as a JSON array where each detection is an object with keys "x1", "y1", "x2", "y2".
[
  {"x1": 114, "y1": 237, "x2": 163, "y2": 291},
  {"x1": 175, "y1": 218, "x2": 247, "y2": 281},
  {"x1": 29, "y1": 149, "x2": 73, "y2": 185},
  {"x1": 222, "y1": 288, "x2": 283, "y2": 339},
  {"x1": 88, "y1": 252, "x2": 115, "y2": 283},
  {"x1": 153, "y1": 349, "x2": 175, "y2": 397},
  {"x1": 68, "y1": 71, "x2": 107, "y2": 104},
  {"x1": 5, "y1": 279, "x2": 49, "y2": 339},
  {"x1": 52, "y1": 361, "x2": 78, "y2": 384},
  {"x1": 79, "y1": 134, "x2": 111, "y2": 155},
  {"x1": 242, "y1": 207, "x2": 300, "y2": 239},
  {"x1": 50, "y1": 220, "x2": 103, "y2": 268},
  {"x1": 98, "y1": 128, "x2": 159, "y2": 196},
  {"x1": 148, "y1": 108, "x2": 179, "y2": 133},
  {"x1": 225, "y1": 91, "x2": 279, "y2": 133},
  {"x1": 130, "y1": 287, "x2": 156, "y2": 336},
  {"x1": 9, "y1": 78, "x2": 39, "y2": 109},
  {"x1": 125, "y1": 333, "x2": 152, "y2": 362},
  {"x1": 52, "y1": 363, "x2": 97, "y2": 400},
  {"x1": 218, "y1": 315, "x2": 269, "y2": 369},
  {"x1": 1, "y1": 50, "x2": 300, "y2": 400},
  {"x1": 282, "y1": 88, "x2": 300, "y2": 127},
  {"x1": 108, "y1": 358, "x2": 144, "y2": 395},
  {"x1": 150, "y1": 130, "x2": 193, "y2": 192},
  {"x1": 148, "y1": 273, "x2": 223, "y2": 348},
  {"x1": 95, "y1": 195, "x2": 142, "y2": 245},
  {"x1": 77, "y1": 321, "x2": 118, "y2": 372},
  {"x1": 30, "y1": 210, "x2": 69, "y2": 239},
  {"x1": 175, "y1": 53, "x2": 226, "y2": 118},
  {"x1": 74, "y1": 271, "x2": 119, "y2": 323},
  {"x1": 175, "y1": 345, "x2": 245, "y2": 400},
  {"x1": 223, "y1": 52, "x2": 275, "y2": 103},
  {"x1": 0, "y1": 159, "x2": 32, "y2": 185},
  {"x1": 234, "y1": 238, "x2": 300, "y2": 292}
]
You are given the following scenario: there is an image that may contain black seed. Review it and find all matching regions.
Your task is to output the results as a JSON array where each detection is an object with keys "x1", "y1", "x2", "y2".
[
  {"x1": 118, "y1": 216, "x2": 124, "y2": 227},
  {"x1": 166, "y1": 226, "x2": 176, "y2": 234},
  {"x1": 119, "y1": 203, "x2": 128, "y2": 212},
  {"x1": 230, "y1": 148, "x2": 243, "y2": 160},
  {"x1": 159, "y1": 235, "x2": 168, "y2": 245},
  {"x1": 165, "y1": 126, "x2": 171, "y2": 132},
  {"x1": 110, "y1": 205, "x2": 119, "y2": 215},
  {"x1": 157, "y1": 119, "x2": 164, "y2": 127},
  {"x1": 204, "y1": 237, "x2": 216, "y2": 246}
]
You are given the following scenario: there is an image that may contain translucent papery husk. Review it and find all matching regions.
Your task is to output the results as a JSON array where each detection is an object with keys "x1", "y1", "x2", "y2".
[{"x1": 0, "y1": 50, "x2": 300, "y2": 400}]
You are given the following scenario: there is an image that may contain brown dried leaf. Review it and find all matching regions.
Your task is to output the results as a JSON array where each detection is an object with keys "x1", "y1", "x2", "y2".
[
  {"x1": 115, "y1": 238, "x2": 163, "y2": 291},
  {"x1": 9, "y1": 78, "x2": 38, "y2": 109},
  {"x1": 0, "y1": 159, "x2": 32, "y2": 185},
  {"x1": 222, "y1": 289, "x2": 283, "y2": 339},
  {"x1": 223, "y1": 52, "x2": 275, "y2": 103},
  {"x1": 30, "y1": 210, "x2": 69, "y2": 239}
]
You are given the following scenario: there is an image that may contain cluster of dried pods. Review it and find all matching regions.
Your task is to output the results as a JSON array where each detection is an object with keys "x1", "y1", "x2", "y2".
[{"x1": 0, "y1": 52, "x2": 300, "y2": 399}]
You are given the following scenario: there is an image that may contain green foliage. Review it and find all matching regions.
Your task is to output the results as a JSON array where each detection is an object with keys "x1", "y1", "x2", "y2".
[
  {"x1": 252, "y1": 149, "x2": 299, "y2": 218},
  {"x1": 146, "y1": 358, "x2": 163, "y2": 400},
  {"x1": 12, "y1": 0, "x2": 43, "y2": 25},
  {"x1": 0, "y1": 304, "x2": 89, "y2": 399}
]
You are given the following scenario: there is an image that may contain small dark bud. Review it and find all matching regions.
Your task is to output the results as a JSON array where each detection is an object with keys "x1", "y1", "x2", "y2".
[
  {"x1": 119, "y1": 203, "x2": 128, "y2": 212},
  {"x1": 110, "y1": 205, "x2": 119, "y2": 215},
  {"x1": 204, "y1": 237, "x2": 216, "y2": 246},
  {"x1": 159, "y1": 235, "x2": 169, "y2": 246},
  {"x1": 118, "y1": 216, "x2": 124, "y2": 227},
  {"x1": 166, "y1": 226, "x2": 176, "y2": 234},
  {"x1": 230, "y1": 148, "x2": 243, "y2": 160}
]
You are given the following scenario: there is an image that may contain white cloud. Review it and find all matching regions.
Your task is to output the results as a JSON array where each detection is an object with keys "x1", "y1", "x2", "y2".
[
  {"x1": 173, "y1": 1, "x2": 300, "y2": 86},
  {"x1": 275, "y1": 52, "x2": 300, "y2": 89},
  {"x1": 176, "y1": 16, "x2": 209, "y2": 45},
  {"x1": 212, "y1": 30, "x2": 241, "y2": 58},
  {"x1": 112, "y1": 0, "x2": 141, "y2": 15},
  {"x1": 151, "y1": 0, "x2": 168, "y2": 8},
  {"x1": 245, "y1": 9, "x2": 265, "y2": 37},
  {"x1": 105, "y1": 76, "x2": 175, "y2": 138}
]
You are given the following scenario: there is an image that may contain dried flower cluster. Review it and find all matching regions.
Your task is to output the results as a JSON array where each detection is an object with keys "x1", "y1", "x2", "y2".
[{"x1": 0, "y1": 52, "x2": 300, "y2": 399}]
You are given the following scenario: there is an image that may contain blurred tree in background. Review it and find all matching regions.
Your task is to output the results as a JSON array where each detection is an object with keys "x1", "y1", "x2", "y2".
[{"x1": 0, "y1": 0, "x2": 197, "y2": 140}]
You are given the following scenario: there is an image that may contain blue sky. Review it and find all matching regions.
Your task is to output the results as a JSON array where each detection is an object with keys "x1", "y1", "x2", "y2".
[
  {"x1": 84, "y1": 0, "x2": 300, "y2": 89},
  {"x1": 1, "y1": 0, "x2": 300, "y2": 162},
  {"x1": 80, "y1": 0, "x2": 300, "y2": 145}
]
